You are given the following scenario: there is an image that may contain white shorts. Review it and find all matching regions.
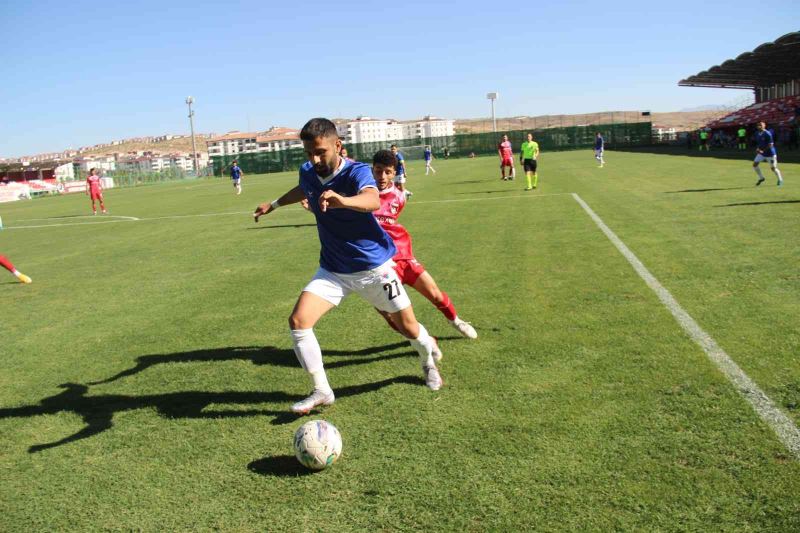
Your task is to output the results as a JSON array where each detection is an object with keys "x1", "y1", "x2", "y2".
[
  {"x1": 754, "y1": 153, "x2": 778, "y2": 166},
  {"x1": 394, "y1": 174, "x2": 406, "y2": 185},
  {"x1": 232, "y1": 179, "x2": 241, "y2": 185},
  {"x1": 303, "y1": 260, "x2": 411, "y2": 313},
  {"x1": 594, "y1": 149, "x2": 604, "y2": 157}
]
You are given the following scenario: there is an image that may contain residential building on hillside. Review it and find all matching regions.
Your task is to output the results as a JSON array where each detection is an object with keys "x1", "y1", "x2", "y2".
[
  {"x1": 74, "y1": 155, "x2": 117, "y2": 174},
  {"x1": 206, "y1": 131, "x2": 259, "y2": 157},
  {"x1": 116, "y1": 152, "x2": 208, "y2": 173},
  {"x1": 206, "y1": 127, "x2": 301, "y2": 156},
  {"x1": 336, "y1": 116, "x2": 455, "y2": 144},
  {"x1": 256, "y1": 128, "x2": 302, "y2": 152}
]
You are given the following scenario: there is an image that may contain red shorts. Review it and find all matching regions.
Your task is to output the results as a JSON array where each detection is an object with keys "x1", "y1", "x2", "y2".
[
  {"x1": 393, "y1": 258, "x2": 426, "y2": 285},
  {"x1": 501, "y1": 157, "x2": 514, "y2": 167},
  {"x1": 90, "y1": 191, "x2": 103, "y2": 201}
]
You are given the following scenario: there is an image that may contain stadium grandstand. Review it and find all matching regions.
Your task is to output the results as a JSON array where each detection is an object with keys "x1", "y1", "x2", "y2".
[{"x1": 679, "y1": 31, "x2": 800, "y2": 131}]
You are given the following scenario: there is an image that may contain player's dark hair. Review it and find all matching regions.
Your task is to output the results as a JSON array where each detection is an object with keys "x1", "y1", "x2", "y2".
[
  {"x1": 372, "y1": 149, "x2": 397, "y2": 168},
  {"x1": 300, "y1": 118, "x2": 339, "y2": 141},
  {"x1": 390, "y1": 144, "x2": 397, "y2": 149},
  {"x1": 89, "y1": 167, "x2": 95, "y2": 173}
]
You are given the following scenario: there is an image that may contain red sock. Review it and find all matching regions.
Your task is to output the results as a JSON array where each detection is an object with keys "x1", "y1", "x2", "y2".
[
  {"x1": 0, "y1": 254, "x2": 16, "y2": 273},
  {"x1": 436, "y1": 291, "x2": 457, "y2": 321}
]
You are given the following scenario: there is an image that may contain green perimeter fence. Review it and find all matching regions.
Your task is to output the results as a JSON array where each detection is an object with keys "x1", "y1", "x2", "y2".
[{"x1": 212, "y1": 122, "x2": 652, "y2": 176}]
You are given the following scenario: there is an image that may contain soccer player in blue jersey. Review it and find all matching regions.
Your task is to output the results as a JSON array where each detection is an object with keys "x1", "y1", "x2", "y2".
[
  {"x1": 594, "y1": 132, "x2": 605, "y2": 168},
  {"x1": 753, "y1": 122, "x2": 784, "y2": 187},
  {"x1": 424, "y1": 145, "x2": 436, "y2": 175},
  {"x1": 230, "y1": 160, "x2": 243, "y2": 195},
  {"x1": 254, "y1": 118, "x2": 443, "y2": 414},
  {"x1": 390, "y1": 144, "x2": 412, "y2": 197}
]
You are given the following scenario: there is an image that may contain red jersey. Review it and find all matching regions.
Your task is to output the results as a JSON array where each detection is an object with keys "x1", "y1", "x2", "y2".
[
  {"x1": 498, "y1": 140, "x2": 513, "y2": 159},
  {"x1": 86, "y1": 175, "x2": 102, "y2": 193},
  {"x1": 374, "y1": 184, "x2": 414, "y2": 260}
]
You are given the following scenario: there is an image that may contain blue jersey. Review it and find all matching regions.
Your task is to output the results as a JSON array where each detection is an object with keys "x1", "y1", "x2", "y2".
[
  {"x1": 230, "y1": 165, "x2": 242, "y2": 179},
  {"x1": 594, "y1": 136, "x2": 604, "y2": 150},
  {"x1": 395, "y1": 152, "x2": 406, "y2": 175},
  {"x1": 298, "y1": 159, "x2": 396, "y2": 274},
  {"x1": 424, "y1": 149, "x2": 432, "y2": 161},
  {"x1": 755, "y1": 130, "x2": 776, "y2": 156}
]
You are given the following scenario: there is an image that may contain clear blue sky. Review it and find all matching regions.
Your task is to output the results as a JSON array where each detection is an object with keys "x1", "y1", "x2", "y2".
[{"x1": 1, "y1": 0, "x2": 798, "y2": 157}]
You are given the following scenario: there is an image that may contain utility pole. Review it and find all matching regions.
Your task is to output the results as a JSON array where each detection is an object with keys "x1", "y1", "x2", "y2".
[{"x1": 186, "y1": 96, "x2": 200, "y2": 175}]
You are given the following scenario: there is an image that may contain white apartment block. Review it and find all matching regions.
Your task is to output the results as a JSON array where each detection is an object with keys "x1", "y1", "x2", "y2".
[
  {"x1": 116, "y1": 153, "x2": 208, "y2": 173},
  {"x1": 337, "y1": 116, "x2": 455, "y2": 144},
  {"x1": 206, "y1": 127, "x2": 301, "y2": 156},
  {"x1": 206, "y1": 131, "x2": 259, "y2": 157},
  {"x1": 54, "y1": 162, "x2": 75, "y2": 181},
  {"x1": 75, "y1": 156, "x2": 117, "y2": 174}
]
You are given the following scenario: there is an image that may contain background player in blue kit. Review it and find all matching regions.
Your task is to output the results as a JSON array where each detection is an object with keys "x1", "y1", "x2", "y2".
[
  {"x1": 230, "y1": 160, "x2": 243, "y2": 195},
  {"x1": 424, "y1": 145, "x2": 436, "y2": 175},
  {"x1": 594, "y1": 132, "x2": 605, "y2": 168},
  {"x1": 753, "y1": 121, "x2": 784, "y2": 187},
  {"x1": 254, "y1": 118, "x2": 443, "y2": 414},
  {"x1": 390, "y1": 144, "x2": 412, "y2": 197}
]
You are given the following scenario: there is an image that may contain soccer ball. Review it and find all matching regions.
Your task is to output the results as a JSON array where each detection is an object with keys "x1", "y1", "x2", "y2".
[{"x1": 293, "y1": 420, "x2": 342, "y2": 470}]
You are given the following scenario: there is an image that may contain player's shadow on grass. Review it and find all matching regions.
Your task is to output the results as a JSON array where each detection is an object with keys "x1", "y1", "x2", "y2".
[
  {"x1": 714, "y1": 199, "x2": 800, "y2": 207},
  {"x1": 247, "y1": 223, "x2": 316, "y2": 230},
  {"x1": 664, "y1": 186, "x2": 751, "y2": 193},
  {"x1": 248, "y1": 455, "x2": 314, "y2": 477},
  {"x1": 0, "y1": 375, "x2": 424, "y2": 453},
  {"x1": 88, "y1": 343, "x2": 415, "y2": 385}
]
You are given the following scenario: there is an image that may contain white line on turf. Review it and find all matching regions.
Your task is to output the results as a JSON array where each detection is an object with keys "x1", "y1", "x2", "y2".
[
  {"x1": 6, "y1": 219, "x2": 140, "y2": 229},
  {"x1": 572, "y1": 192, "x2": 800, "y2": 460},
  {"x1": 411, "y1": 192, "x2": 572, "y2": 205},
  {"x1": 4, "y1": 194, "x2": 566, "y2": 229}
]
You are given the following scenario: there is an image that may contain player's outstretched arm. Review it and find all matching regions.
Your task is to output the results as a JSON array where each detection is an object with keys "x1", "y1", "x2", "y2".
[
  {"x1": 254, "y1": 185, "x2": 305, "y2": 222},
  {"x1": 318, "y1": 187, "x2": 379, "y2": 213}
]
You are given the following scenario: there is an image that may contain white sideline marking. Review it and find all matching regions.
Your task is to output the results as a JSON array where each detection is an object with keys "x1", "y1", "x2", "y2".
[
  {"x1": 7, "y1": 219, "x2": 139, "y2": 229},
  {"x1": 411, "y1": 192, "x2": 571, "y2": 205},
  {"x1": 572, "y1": 192, "x2": 800, "y2": 460},
  {"x1": 4, "y1": 194, "x2": 564, "y2": 229}
]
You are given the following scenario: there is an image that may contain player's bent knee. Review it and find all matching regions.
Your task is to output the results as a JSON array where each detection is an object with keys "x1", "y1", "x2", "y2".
[{"x1": 289, "y1": 312, "x2": 313, "y2": 330}]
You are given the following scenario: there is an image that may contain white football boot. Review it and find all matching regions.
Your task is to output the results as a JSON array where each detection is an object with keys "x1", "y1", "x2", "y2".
[
  {"x1": 291, "y1": 389, "x2": 335, "y2": 414},
  {"x1": 451, "y1": 317, "x2": 478, "y2": 339}
]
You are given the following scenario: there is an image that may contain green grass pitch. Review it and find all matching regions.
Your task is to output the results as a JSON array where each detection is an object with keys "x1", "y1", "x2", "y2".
[{"x1": 1, "y1": 150, "x2": 798, "y2": 531}]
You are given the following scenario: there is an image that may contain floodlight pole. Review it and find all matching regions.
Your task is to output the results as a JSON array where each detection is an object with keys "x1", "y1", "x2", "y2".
[
  {"x1": 186, "y1": 96, "x2": 200, "y2": 175},
  {"x1": 487, "y1": 92, "x2": 498, "y2": 133}
]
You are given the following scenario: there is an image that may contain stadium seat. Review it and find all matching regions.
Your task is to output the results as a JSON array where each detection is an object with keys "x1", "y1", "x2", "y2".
[{"x1": 709, "y1": 95, "x2": 800, "y2": 128}]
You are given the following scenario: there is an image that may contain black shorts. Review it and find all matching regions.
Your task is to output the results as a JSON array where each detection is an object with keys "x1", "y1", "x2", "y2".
[
  {"x1": 700, "y1": 138, "x2": 707, "y2": 145},
  {"x1": 523, "y1": 159, "x2": 537, "y2": 172}
]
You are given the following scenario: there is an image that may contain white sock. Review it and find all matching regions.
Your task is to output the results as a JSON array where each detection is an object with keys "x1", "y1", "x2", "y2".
[
  {"x1": 311, "y1": 370, "x2": 331, "y2": 393},
  {"x1": 408, "y1": 323, "x2": 435, "y2": 367},
  {"x1": 291, "y1": 328, "x2": 331, "y2": 392},
  {"x1": 755, "y1": 166, "x2": 766, "y2": 180},
  {"x1": 773, "y1": 167, "x2": 783, "y2": 181}
]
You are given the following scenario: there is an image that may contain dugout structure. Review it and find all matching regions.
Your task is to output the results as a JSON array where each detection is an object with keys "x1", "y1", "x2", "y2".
[{"x1": 211, "y1": 121, "x2": 652, "y2": 176}]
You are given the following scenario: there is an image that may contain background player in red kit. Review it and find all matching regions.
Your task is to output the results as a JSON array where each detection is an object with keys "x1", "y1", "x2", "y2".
[
  {"x1": 371, "y1": 150, "x2": 477, "y2": 340},
  {"x1": 0, "y1": 254, "x2": 32, "y2": 284},
  {"x1": 498, "y1": 134, "x2": 516, "y2": 181},
  {"x1": 86, "y1": 168, "x2": 107, "y2": 214}
]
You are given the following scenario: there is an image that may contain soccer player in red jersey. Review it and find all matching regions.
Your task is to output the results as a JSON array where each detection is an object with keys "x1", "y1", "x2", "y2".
[
  {"x1": 0, "y1": 254, "x2": 32, "y2": 284},
  {"x1": 498, "y1": 134, "x2": 516, "y2": 181},
  {"x1": 85, "y1": 168, "x2": 107, "y2": 214},
  {"x1": 371, "y1": 149, "x2": 477, "y2": 339}
]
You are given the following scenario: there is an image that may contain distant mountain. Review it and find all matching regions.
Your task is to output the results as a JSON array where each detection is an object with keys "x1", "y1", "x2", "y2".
[{"x1": 679, "y1": 105, "x2": 727, "y2": 112}]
